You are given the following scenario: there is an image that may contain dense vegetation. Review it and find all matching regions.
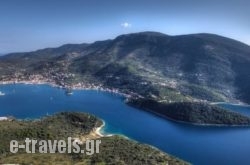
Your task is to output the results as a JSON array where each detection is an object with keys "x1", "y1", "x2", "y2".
[
  {"x1": 0, "y1": 112, "x2": 101, "y2": 155},
  {"x1": 1, "y1": 32, "x2": 250, "y2": 103},
  {"x1": 0, "y1": 112, "x2": 188, "y2": 165},
  {"x1": 128, "y1": 99, "x2": 250, "y2": 125}
]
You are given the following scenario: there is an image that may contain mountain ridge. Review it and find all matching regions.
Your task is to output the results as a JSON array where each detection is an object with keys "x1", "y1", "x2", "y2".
[
  {"x1": 2, "y1": 31, "x2": 249, "y2": 56},
  {"x1": 0, "y1": 31, "x2": 250, "y2": 104}
]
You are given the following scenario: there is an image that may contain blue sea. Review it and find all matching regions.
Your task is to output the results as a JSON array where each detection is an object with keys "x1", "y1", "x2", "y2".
[{"x1": 0, "y1": 84, "x2": 250, "y2": 165}]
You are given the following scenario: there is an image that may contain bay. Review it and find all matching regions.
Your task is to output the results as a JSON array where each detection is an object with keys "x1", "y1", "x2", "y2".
[{"x1": 0, "y1": 84, "x2": 250, "y2": 165}]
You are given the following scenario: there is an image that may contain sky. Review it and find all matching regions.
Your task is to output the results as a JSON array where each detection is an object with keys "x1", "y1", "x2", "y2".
[{"x1": 0, "y1": 0, "x2": 250, "y2": 54}]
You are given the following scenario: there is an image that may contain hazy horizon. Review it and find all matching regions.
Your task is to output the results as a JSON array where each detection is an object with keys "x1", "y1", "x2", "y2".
[
  {"x1": 1, "y1": 0, "x2": 249, "y2": 54},
  {"x1": 1, "y1": 31, "x2": 250, "y2": 55}
]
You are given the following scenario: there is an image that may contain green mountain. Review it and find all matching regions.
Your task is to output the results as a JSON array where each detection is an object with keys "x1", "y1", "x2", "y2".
[{"x1": 1, "y1": 32, "x2": 250, "y2": 104}]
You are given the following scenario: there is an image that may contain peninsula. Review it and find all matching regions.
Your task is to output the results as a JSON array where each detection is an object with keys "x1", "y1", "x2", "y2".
[
  {"x1": 128, "y1": 99, "x2": 250, "y2": 126},
  {"x1": 0, "y1": 112, "x2": 188, "y2": 165}
]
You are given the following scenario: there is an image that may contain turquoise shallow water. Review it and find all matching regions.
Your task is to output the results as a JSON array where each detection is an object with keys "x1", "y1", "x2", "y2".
[{"x1": 1, "y1": 84, "x2": 250, "y2": 165}]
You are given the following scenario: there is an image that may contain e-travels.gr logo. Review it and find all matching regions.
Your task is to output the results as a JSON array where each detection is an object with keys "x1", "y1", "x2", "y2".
[{"x1": 10, "y1": 137, "x2": 101, "y2": 155}]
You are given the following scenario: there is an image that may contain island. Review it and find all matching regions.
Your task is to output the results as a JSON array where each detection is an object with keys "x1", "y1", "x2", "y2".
[
  {"x1": 128, "y1": 99, "x2": 250, "y2": 126},
  {"x1": 0, "y1": 112, "x2": 189, "y2": 165}
]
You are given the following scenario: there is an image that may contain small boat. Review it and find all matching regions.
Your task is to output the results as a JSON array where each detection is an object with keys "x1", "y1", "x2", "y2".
[
  {"x1": 0, "y1": 91, "x2": 5, "y2": 96},
  {"x1": 65, "y1": 88, "x2": 73, "y2": 96}
]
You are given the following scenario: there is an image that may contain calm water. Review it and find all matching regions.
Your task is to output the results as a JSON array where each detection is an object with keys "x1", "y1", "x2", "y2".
[{"x1": 0, "y1": 84, "x2": 250, "y2": 165}]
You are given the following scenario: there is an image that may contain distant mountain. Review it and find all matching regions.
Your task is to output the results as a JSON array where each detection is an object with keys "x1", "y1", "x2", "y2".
[{"x1": 1, "y1": 31, "x2": 250, "y2": 104}]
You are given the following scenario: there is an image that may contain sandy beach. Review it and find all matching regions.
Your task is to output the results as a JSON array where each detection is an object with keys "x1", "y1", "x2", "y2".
[
  {"x1": 79, "y1": 120, "x2": 112, "y2": 143},
  {"x1": 94, "y1": 122, "x2": 105, "y2": 137}
]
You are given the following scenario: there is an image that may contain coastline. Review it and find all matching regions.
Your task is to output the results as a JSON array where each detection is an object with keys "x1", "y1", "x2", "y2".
[
  {"x1": 129, "y1": 103, "x2": 250, "y2": 127},
  {"x1": 79, "y1": 120, "x2": 113, "y2": 142},
  {"x1": 0, "y1": 80, "x2": 132, "y2": 99},
  {"x1": 211, "y1": 102, "x2": 250, "y2": 107},
  {"x1": 94, "y1": 121, "x2": 106, "y2": 137},
  {"x1": 94, "y1": 120, "x2": 114, "y2": 137}
]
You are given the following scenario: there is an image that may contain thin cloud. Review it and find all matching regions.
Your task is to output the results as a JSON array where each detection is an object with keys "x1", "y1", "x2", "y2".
[{"x1": 121, "y1": 22, "x2": 132, "y2": 28}]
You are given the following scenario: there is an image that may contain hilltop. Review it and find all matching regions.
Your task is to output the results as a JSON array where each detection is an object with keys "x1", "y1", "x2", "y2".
[{"x1": 1, "y1": 31, "x2": 250, "y2": 104}]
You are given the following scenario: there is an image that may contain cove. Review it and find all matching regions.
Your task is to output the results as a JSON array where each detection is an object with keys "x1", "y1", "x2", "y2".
[{"x1": 0, "y1": 84, "x2": 250, "y2": 165}]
